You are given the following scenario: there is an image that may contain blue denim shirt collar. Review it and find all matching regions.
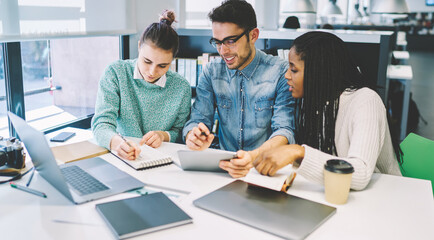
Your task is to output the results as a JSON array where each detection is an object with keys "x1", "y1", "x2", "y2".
[{"x1": 227, "y1": 49, "x2": 260, "y2": 80}]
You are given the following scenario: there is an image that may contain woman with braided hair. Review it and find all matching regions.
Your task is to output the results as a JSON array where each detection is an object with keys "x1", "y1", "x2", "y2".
[{"x1": 253, "y1": 31, "x2": 402, "y2": 190}]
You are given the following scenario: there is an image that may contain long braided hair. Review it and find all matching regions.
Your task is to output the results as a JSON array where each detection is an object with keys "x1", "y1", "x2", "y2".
[{"x1": 292, "y1": 31, "x2": 403, "y2": 164}]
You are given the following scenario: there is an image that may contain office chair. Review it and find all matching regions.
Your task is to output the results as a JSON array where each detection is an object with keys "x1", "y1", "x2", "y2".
[{"x1": 400, "y1": 133, "x2": 434, "y2": 195}]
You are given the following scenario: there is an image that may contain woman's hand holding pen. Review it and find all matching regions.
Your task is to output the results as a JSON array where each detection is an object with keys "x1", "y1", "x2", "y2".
[
  {"x1": 110, "y1": 134, "x2": 141, "y2": 160},
  {"x1": 186, "y1": 122, "x2": 214, "y2": 151}
]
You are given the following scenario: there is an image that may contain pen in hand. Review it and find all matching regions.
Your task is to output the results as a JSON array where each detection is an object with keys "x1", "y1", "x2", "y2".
[
  {"x1": 118, "y1": 133, "x2": 132, "y2": 147},
  {"x1": 117, "y1": 133, "x2": 138, "y2": 160},
  {"x1": 10, "y1": 182, "x2": 47, "y2": 198}
]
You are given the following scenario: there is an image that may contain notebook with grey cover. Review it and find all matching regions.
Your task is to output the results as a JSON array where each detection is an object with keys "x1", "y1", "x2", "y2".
[
  {"x1": 96, "y1": 192, "x2": 193, "y2": 239},
  {"x1": 193, "y1": 180, "x2": 336, "y2": 240}
]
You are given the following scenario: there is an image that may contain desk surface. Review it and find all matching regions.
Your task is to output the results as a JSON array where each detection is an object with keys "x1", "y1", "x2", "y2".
[
  {"x1": 393, "y1": 51, "x2": 410, "y2": 59},
  {"x1": 1, "y1": 129, "x2": 433, "y2": 240}
]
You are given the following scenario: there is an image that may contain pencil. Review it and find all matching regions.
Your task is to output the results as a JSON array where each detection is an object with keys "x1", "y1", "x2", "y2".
[{"x1": 10, "y1": 182, "x2": 47, "y2": 198}]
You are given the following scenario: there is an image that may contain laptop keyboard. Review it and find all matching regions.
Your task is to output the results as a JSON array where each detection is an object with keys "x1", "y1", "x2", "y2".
[{"x1": 60, "y1": 165, "x2": 109, "y2": 196}]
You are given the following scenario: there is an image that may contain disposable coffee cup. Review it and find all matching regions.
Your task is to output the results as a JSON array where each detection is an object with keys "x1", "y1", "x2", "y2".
[{"x1": 324, "y1": 159, "x2": 354, "y2": 205}]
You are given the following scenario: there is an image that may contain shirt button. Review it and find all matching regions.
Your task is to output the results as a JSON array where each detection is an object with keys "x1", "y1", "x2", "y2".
[
  {"x1": 241, "y1": 109, "x2": 244, "y2": 111},
  {"x1": 241, "y1": 89, "x2": 243, "y2": 92},
  {"x1": 240, "y1": 128, "x2": 243, "y2": 131}
]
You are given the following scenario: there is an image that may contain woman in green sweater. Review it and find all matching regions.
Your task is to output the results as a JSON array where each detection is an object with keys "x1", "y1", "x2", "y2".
[{"x1": 92, "y1": 10, "x2": 191, "y2": 160}]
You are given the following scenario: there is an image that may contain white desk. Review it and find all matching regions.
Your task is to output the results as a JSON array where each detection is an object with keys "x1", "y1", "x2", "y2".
[
  {"x1": 1, "y1": 133, "x2": 433, "y2": 240},
  {"x1": 393, "y1": 51, "x2": 410, "y2": 65}
]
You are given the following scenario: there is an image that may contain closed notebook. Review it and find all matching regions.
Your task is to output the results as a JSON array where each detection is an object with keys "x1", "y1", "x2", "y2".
[
  {"x1": 51, "y1": 140, "x2": 108, "y2": 163},
  {"x1": 96, "y1": 192, "x2": 193, "y2": 239},
  {"x1": 112, "y1": 138, "x2": 173, "y2": 170}
]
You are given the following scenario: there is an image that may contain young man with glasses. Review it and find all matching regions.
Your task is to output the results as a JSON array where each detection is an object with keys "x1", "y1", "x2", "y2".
[{"x1": 183, "y1": 0, "x2": 295, "y2": 178}]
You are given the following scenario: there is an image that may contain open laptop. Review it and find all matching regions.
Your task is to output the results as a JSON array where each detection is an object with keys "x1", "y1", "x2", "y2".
[
  {"x1": 194, "y1": 180, "x2": 336, "y2": 240},
  {"x1": 8, "y1": 112, "x2": 144, "y2": 204}
]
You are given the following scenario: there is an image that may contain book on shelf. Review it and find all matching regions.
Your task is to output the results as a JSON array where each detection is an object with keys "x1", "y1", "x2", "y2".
[
  {"x1": 172, "y1": 53, "x2": 222, "y2": 88},
  {"x1": 276, "y1": 49, "x2": 290, "y2": 60},
  {"x1": 170, "y1": 59, "x2": 177, "y2": 72},
  {"x1": 277, "y1": 49, "x2": 285, "y2": 59},
  {"x1": 96, "y1": 192, "x2": 193, "y2": 239},
  {"x1": 177, "y1": 58, "x2": 186, "y2": 79},
  {"x1": 197, "y1": 56, "x2": 203, "y2": 86},
  {"x1": 111, "y1": 137, "x2": 173, "y2": 170},
  {"x1": 190, "y1": 58, "x2": 197, "y2": 87},
  {"x1": 283, "y1": 49, "x2": 290, "y2": 60},
  {"x1": 51, "y1": 140, "x2": 109, "y2": 164},
  {"x1": 202, "y1": 53, "x2": 210, "y2": 65}
]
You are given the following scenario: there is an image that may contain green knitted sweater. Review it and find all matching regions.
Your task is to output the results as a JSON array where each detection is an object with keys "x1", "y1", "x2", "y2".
[{"x1": 92, "y1": 59, "x2": 191, "y2": 149}]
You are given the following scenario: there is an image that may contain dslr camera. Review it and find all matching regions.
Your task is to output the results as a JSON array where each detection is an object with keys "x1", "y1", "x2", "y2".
[{"x1": 0, "y1": 137, "x2": 25, "y2": 169}]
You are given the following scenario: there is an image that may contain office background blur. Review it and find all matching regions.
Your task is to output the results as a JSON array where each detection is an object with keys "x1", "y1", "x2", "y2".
[{"x1": 0, "y1": 0, "x2": 432, "y2": 141}]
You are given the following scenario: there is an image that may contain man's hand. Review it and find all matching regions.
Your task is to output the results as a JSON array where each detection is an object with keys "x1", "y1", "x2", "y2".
[
  {"x1": 219, "y1": 150, "x2": 253, "y2": 178},
  {"x1": 186, "y1": 122, "x2": 214, "y2": 151}
]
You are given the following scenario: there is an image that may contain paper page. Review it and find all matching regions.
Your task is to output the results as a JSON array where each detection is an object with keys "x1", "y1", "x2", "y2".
[
  {"x1": 243, "y1": 166, "x2": 296, "y2": 192},
  {"x1": 112, "y1": 137, "x2": 172, "y2": 169}
]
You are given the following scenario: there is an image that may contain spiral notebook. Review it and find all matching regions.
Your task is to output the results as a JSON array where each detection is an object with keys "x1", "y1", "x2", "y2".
[{"x1": 112, "y1": 139, "x2": 173, "y2": 170}]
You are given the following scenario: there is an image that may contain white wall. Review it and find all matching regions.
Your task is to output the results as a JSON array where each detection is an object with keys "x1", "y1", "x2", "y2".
[
  {"x1": 128, "y1": 0, "x2": 181, "y2": 59},
  {"x1": 0, "y1": 0, "x2": 137, "y2": 40},
  {"x1": 406, "y1": 0, "x2": 434, "y2": 12}
]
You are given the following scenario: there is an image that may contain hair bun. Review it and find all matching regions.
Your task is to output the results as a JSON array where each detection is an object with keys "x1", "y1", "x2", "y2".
[{"x1": 159, "y1": 10, "x2": 176, "y2": 26}]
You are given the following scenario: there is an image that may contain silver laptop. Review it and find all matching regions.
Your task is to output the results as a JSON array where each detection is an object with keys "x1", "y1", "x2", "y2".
[
  {"x1": 177, "y1": 150, "x2": 236, "y2": 172},
  {"x1": 8, "y1": 112, "x2": 144, "y2": 204},
  {"x1": 193, "y1": 180, "x2": 336, "y2": 240}
]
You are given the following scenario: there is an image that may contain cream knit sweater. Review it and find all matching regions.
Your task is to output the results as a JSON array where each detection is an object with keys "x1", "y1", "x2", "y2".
[{"x1": 297, "y1": 88, "x2": 402, "y2": 191}]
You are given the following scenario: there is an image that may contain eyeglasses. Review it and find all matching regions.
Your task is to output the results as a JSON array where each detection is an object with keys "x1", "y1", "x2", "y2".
[{"x1": 209, "y1": 29, "x2": 250, "y2": 49}]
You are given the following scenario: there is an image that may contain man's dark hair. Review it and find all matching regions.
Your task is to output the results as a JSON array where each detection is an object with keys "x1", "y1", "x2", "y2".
[
  {"x1": 208, "y1": 0, "x2": 257, "y2": 31},
  {"x1": 292, "y1": 31, "x2": 402, "y2": 164}
]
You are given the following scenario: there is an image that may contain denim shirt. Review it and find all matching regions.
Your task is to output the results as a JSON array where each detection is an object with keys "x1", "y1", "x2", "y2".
[{"x1": 183, "y1": 49, "x2": 295, "y2": 151}]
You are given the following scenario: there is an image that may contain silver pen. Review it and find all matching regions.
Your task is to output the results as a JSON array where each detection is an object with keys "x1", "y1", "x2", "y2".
[{"x1": 117, "y1": 133, "x2": 132, "y2": 147}]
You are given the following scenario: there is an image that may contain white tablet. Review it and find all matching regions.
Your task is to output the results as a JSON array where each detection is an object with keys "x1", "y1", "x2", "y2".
[{"x1": 177, "y1": 150, "x2": 237, "y2": 172}]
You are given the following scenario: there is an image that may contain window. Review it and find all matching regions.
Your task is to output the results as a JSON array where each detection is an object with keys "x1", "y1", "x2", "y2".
[
  {"x1": 22, "y1": 37, "x2": 119, "y2": 131},
  {"x1": 0, "y1": 0, "x2": 133, "y2": 135},
  {"x1": 0, "y1": 36, "x2": 119, "y2": 135},
  {"x1": 0, "y1": 44, "x2": 7, "y2": 137}
]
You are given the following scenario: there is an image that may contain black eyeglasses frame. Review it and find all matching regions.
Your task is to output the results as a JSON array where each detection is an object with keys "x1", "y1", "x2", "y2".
[{"x1": 209, "y1": 29, "x2": 251, "y2": 49}]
